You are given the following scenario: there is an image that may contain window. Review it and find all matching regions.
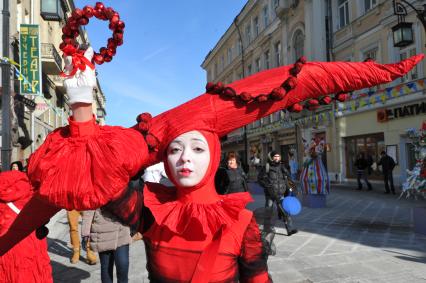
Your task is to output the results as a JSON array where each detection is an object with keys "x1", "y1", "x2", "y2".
[
  {"x1": 247, "y1": 64, "x2": 252, "y2": 76},
  {"x1": 262, "y1": 115, "x2": 271, "y2": 125},
  {"x1": 400, "y1": 48, "x2": 418, "y2": 82},
  {"x1": 363, "y1": 47, "x2": 378, "y2": 91},
  {"x1": 207, "y1": 69, "x2": 212, "y2": 82},
  {"x1": 338, "y1": 0, "x2": 349, "y2": 28},
  {"x1": 363, "y1": 47, "x2": 378, "y2": 61},
  {"x1": 255, "y1": 57, "x2": 261, "y2": 72},
  {"x1": 245, "y1": 24, "x2": 251, "y2": 45},
  {"x1": 293, "y1": 30, "x2": 304, "y2": 60},
  {"x1": 264, "y1": 50, "x2": 270, "y2": 69},
  {"x1": 214, "y1": 63, "x2": 218, "y2": 78},
  {"x1": 221, "y1": 55, "x2": 225, "y2": 71},
  {"x1": 237, "y1": 40, "x2": 242, "y2": 55},
  {"x1": 345, "y1": 133, "x2": 384, "y2": 179},
  {"x1": 254, "y1": 17, "x2": 259, "y2": 37},
  {"x1": 227, "y1": 47, "x2": 232, "y2": 64},
  {"x1": 263, "y1": 5, "x2": 269, "y2": 27},
  {"x1": 273, "y1": 0, "x2": 279, "y2": 8},
  {"x1": 364, "y1": 0, "x2": 377, "y2": 13},
  {"x1": 274, "y1": 41, "x2": 282, "y2": 67}
]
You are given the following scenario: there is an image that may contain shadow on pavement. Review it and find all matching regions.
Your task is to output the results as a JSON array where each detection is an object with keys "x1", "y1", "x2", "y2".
[
  {"x1": 247, "y1": 182, "x2": 426, "y2": 258},
  {"x1": 47, "y1": 238, "x2": 73, "y2": 259},
  {"x1": 50, "y1": 260, "x2": 91, "y2": 283}
]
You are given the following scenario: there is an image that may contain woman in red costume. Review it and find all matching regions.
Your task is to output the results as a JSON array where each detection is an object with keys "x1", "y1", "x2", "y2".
[
  {"x1": 0, "y1": 45, "x2": 423, "y2": 282},
  {"x1": 0, "y1": 170, "x2": 52, "y2": 283}
]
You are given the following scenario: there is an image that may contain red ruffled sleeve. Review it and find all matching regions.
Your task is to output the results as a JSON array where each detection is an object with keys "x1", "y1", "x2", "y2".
[
  {"x1": 27, "y1": 117, "x2": 150, "y2": 210},
  {"x1": 0, "y1": 171, "x2": 53, "y2": 283},
  {"x1": 239, "y1": 216, "x2": 272, "y2": 283}
]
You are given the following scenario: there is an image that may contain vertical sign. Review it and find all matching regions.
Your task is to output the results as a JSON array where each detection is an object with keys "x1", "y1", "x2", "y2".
[{"x1": 19, "y1": 24, "x2": 41, "y2": 94}]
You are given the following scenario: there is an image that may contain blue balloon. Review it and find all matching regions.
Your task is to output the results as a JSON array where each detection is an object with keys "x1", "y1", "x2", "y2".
[{"x1": 282, "y1": 196, "x2": 302, "y2": 216}]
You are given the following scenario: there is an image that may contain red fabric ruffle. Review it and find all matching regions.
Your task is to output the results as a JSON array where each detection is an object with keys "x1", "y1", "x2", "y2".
[
  {"x1": 28, "y1": 118, "x2": 150, "y2": 210},
  {"x1": 0, "y1": 171, "x2": 33, "y2": 203},
  {"x1": 144, "y1": 183, "x2": 253, "y2": 236},
  {"x1": 0, "y1": 171, "x2": 33, "y2": 236}
]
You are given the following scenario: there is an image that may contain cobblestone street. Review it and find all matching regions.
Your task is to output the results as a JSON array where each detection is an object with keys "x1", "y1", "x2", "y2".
[{"x1": 47, "y1": 183, "x2": 426, "y2": 282}]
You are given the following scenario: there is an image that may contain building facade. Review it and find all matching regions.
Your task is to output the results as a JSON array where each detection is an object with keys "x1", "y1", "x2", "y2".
[
  {"x1": 201, "y1": 0, "x2": 331, "y2": 177},
  {"x1": 330, "y1": 0, "x2": 426, "y2": 184},
  {"x1": 1, "y1": 0, "x2": 106, "y2": 168},
  {"x1": 203, "y1": 0, "x2": 426, "y2": 185}
]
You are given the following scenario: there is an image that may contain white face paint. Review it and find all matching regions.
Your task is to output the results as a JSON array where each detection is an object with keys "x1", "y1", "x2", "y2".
[{"x1": 166, "y1": 131, "x2": 210, "y2": 187}]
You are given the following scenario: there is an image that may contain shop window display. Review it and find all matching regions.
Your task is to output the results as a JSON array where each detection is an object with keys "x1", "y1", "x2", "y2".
[{"x1": 345, "y1": 133, "x2": 384, "y2": 179}]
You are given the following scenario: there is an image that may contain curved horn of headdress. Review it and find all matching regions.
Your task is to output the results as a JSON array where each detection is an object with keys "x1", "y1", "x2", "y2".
[{"x1": 143, "y1": 54, "x2": 423, "y2": 159}]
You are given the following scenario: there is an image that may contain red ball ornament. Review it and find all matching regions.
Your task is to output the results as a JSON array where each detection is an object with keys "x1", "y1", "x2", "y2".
[
  {"x1": 78, "y1": 17, "x2": 89, "y2": 26},
  {"x1": 103, "y1": 56, "x2": 112, "y2": 63},
  {"x1": 93, "y1": 53, "x2": 104, "y2": 65},
  {"x1": 60, "y1": 2, "x2": 125, "y2": 69},
  {"x1": 72, "y1": 8, "x2": 84, "y2": 19},
  {"x1": 95, "y1": 2, "x2": 105, "y2": 10},
  {"x1": 83, "y1": 6, "x2": 94, "y2": 18}
]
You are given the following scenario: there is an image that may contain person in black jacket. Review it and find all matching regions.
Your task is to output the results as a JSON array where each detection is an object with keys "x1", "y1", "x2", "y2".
[
  {"x1": 215, "y1": 152, "x2": 249, "y2": 195},
  {"x1": 377, "y1": 151, "x2": 396, "y2": 194},
  {"x1": 258, "y1": 150, "x2": 297, "y2": 236},
  {"x1": 354, "y1": 152, "x2": 373, "y2": 191}
]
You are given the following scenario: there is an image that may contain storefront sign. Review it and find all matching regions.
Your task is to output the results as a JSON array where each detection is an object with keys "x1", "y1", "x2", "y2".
[
  {"x1": 377, "y1": 102, "x2": 426, "y2": 122},
  {"x1": 19, "y1": 24, "x2": 41, "y2": 95}
]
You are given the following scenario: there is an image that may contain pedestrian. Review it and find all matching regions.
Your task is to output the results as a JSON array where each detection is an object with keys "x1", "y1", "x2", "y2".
[
  {"x1": 377, "y1": 151, "x2": 396, "y2": 194},
  {"x1": 288, "y1": 152, "x2": 298, "y2": 181},
  {"x1": 258, "y1": 150, "x2": 298, "y2": 236},
  {"x1": 82, "y1": 209, "x2": 131, "y2": 283},
  {"x1": 66, "y1": 210, "x2": 97, "y2": 264},
  {"x1": 354, "y1": 152, "x2": 373, "y2": 191},
  {"x1": 10, "y1": 161, "x2": 24, "y2": 172},
  {"x1": 215, "y1": 152, "x2": 249, "y2": 194}
]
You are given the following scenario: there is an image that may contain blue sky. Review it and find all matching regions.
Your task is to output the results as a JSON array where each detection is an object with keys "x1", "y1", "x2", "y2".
[{"x1": 75, "y1": 1, "x2": 247, "y2": 127}]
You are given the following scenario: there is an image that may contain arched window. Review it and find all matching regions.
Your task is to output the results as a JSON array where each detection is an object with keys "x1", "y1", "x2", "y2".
[{"x1": 293, "y1": 29, "x2": 304, "y2": 60}]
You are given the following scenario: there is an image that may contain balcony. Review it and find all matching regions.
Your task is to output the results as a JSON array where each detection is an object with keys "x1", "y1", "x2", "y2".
[{"x1": 41, "y1": 43, "x2": 62, "y2": 75}]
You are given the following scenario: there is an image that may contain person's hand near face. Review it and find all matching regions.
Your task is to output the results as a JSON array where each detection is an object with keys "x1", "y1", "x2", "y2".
[{"x1": 167, "y1": 131, "x2": 210, "y2": 187}]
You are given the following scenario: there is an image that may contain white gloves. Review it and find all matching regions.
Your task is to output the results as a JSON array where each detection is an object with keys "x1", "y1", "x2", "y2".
[{"x1": 63, "y1": 47, "x2": 96, "y2": 105}]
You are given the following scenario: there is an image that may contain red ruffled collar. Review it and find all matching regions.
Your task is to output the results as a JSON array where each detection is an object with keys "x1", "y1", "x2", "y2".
[{"x1": 144, "y1": 183, "x2": 253, "y2": 237}]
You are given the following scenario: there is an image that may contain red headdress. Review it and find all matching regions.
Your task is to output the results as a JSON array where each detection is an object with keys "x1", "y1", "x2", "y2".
[{"x1": 143, "y1": 55, "x2": 424, "y2": 164}]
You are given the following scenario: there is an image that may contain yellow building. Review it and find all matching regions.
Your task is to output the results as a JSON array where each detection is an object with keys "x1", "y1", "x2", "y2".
[{"x1": 330, "y1": 0, "x2": 426, "y2": 185}]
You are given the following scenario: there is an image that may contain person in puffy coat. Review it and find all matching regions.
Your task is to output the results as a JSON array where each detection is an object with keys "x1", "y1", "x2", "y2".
[
  {"x1": 82, "y1": 208, "x2": 131, "y2": 283},
  {"x1": 258, "y1": 151, "x2": 298, "y2": 236},
  {"x1": 0, "y1": 171, "x2": 52, "y2": 283}
]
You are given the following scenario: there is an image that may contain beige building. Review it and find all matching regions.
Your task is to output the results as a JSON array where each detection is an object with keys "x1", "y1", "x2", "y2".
[
  {"x1": 201, "y1": 0, "x2": 331, "y2": 177},
  {"x1": 1, "y1": 0, "x2": 106, "y2": 167},
  {"x1": 203, "y1": 0, "x2": 426, "y2": 185},
  {"x1": 330, "y1": 0, "x2": 426, "y2": 185}
]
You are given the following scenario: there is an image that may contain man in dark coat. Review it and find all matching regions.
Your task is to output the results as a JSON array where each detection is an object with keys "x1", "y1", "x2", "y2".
[
  {"x1": 377, "y1": 151, "x2": 396, "y2": 194},
  {"x1": 258, "y1": 150, "x2": 297, "y2": 236},
  {"x1": 354, "y1": 152, "x2": 373, "y2": 191}
]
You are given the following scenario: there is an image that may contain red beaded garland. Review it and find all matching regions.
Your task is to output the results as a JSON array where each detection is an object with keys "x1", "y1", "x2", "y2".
[{"x1": 60, "y1": 2, "x2": 125, "y2": 66}]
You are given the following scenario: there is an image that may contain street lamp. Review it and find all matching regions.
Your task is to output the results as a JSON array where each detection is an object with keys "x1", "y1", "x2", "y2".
[{"x1": 392, "y1": 0, "x2": 426, "y2": 47}]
